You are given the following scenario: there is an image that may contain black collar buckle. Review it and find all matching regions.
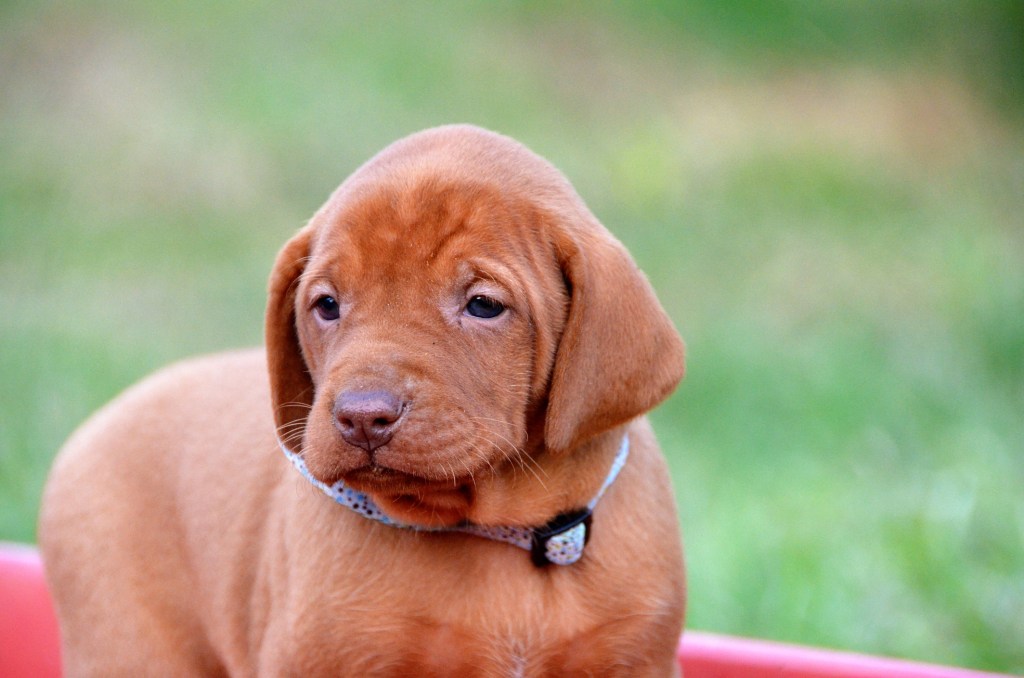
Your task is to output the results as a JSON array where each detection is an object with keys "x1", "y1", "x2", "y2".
[{"x1": 530, "y1": 507, "x2": 593, "y2": 567}]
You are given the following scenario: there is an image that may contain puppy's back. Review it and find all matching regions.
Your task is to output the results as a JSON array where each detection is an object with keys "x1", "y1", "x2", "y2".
[{"x1": 39, "y1": 349, "x2": 276, "y2": 675}]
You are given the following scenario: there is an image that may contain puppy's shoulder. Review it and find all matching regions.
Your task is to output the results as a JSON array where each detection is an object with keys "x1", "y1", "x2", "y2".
[
  {"x1": 135, "y1": 347, "x2": 269, "y2": 398},
  {"x1": 101, "y1": 347, "x2": 267, "y2": 416},
  {"x1": 51, "y1": 348, "x2": 269, "y2": 471}
]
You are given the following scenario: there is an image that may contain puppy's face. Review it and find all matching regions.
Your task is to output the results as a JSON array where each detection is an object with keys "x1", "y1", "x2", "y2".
[
  {"x1": 292, "y1": 180, "x2": 567, "y2": 526},
  {"x1": 267, "y1": 126, "x2": 685, "y2": 530}
]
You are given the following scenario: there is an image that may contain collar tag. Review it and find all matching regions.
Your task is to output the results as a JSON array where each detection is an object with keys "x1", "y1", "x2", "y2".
[{"x1": 530, "y1": 508, "x2": 593, "y2": 567}]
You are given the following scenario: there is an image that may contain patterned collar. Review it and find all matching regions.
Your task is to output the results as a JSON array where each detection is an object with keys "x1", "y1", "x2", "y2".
[{"x1": 278, "y1": 435, "x2": 630, "y2": 567}]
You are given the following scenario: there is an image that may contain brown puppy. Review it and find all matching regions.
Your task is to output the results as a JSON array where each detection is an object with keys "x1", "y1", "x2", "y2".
[{"x1": 40, "y1": 125, "x2": 686, "y2": 677}]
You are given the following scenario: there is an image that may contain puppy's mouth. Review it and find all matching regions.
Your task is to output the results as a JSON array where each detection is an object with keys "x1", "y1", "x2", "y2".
[
  {"x1": 342, "y1": 464, "x2": 474, "y2": 528},
  {"x1": 343, "y1": 464, "x2": 435, "y2": 491}
]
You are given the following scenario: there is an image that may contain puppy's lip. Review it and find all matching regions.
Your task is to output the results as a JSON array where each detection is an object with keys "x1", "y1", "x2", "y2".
[
  {"x1": 342, "y1": 464, "x2": 463, "y2": 493},
  {"x1": 344, "y1": 464, "x2": 425, "y2": 490}
]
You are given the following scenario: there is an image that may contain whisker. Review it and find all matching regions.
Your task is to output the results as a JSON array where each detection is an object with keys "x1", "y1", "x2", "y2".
[
  {"x1": 470, "y1": 430, "x2": 548, "y2": 491},
  {"x1": 458, "y1": 454, "x2": 479, "y2": 492},
  {"x1": 279, "y1": 401, "x2": 314, "y2": 410}
]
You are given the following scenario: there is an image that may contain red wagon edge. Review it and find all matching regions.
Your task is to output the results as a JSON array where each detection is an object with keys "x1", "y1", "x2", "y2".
[{"x1": 1, "y1": 543, "x2": 1014, "y2": 678}]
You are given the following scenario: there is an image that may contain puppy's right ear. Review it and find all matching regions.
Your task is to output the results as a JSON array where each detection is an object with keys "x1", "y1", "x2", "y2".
[{"x1": 265, "y1": 226, "x2": 314, "y2": 451}]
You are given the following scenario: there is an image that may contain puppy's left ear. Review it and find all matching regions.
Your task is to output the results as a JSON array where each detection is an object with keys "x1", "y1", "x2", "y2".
[
  {"x1": 265, "y1": 226, "x2": 315, "y2": 451},
  {"x1": 545, "y1": 223, "x2": 685, "y2": 453}
]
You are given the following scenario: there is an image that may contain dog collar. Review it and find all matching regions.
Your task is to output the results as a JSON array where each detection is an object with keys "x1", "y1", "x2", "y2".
[{"x1": 277, "y1": 435, "x2": 630, "y2": 567}]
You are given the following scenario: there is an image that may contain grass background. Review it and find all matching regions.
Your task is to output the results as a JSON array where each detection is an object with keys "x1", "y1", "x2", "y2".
[{"x1": 2, "y1": 1, "x2": 1022, "y2": 672}]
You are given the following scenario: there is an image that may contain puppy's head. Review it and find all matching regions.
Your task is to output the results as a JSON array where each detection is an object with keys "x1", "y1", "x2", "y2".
[{"x1": 267, "y1": 125, "x2": 683, "y2": 527}]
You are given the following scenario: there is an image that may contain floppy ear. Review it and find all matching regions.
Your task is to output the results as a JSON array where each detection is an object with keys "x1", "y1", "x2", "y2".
[
  {"x1": 265, "y1": 226, "x2": 315, "y2": 451},
  {"x1": 544, "y1": 224, "x2": 685, "y2": 453}
]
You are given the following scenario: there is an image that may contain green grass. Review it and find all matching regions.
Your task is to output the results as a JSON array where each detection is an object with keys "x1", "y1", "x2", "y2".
[{"x1": 2, "y1": 1, "x2": 1022, "y2": 672}]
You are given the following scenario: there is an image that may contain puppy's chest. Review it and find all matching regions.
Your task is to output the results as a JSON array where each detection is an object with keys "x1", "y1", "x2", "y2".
[{"x1": 279, "y1": 590, "x2": 623, "y2": 677}]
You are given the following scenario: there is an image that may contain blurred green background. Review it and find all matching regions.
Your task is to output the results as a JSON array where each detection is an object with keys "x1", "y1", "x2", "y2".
[{"x1": 2, "y1": 0, "x2": 1022, "y2": 672}]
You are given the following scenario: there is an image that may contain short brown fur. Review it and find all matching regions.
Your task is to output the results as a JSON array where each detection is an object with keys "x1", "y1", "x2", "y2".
[{"x1": 40, "y1": 125, "x2": 686, "y2": 676}]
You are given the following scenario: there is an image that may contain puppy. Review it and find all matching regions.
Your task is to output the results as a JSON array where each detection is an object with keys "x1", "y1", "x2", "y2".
[{"x1": 40, "y1": 125, "x2": 686, "y2": 677}]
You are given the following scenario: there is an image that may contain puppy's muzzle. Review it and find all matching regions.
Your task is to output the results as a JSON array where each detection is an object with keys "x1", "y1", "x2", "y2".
[{"x1": 333, "y1": 390, "x2": 405, "y2": 452}]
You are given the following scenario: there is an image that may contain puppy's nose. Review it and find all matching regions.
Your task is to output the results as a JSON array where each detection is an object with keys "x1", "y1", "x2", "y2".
[{"x1": 333, "y1": 390, "x2": 404, "y2": 452}]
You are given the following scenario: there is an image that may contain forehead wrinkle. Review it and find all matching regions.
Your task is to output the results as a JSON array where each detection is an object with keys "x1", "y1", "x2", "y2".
[
  {"x1": 461, "y1": 258, "x2": 526, "y2": 300},
  {"x1": 423, "y1": 216, "x2": 470, "y2": 266},
  {"x1": 297, "y1": 269, "x2": 335, "y2": 288},
  {"x1": 306, "y1": 217, "x2": 367, "y2": 286}
]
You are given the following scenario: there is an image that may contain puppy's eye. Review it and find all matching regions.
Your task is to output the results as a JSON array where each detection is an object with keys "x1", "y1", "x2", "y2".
[
  {"x1": 465, "y1": 295, "x2": 505, "y2": 319},
  {"x1": 313, "y1": 295, "x2": 340, "y2": 322}
]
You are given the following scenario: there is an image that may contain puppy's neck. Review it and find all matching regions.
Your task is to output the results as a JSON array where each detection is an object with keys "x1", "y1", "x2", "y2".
[{"x1": 466, "y1": 427, "x2": 628, "y2": 529}]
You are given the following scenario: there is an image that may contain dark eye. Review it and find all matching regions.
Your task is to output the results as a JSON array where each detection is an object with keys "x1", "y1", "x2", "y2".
[
  {"x1": 314, "y1": 295, "x2": 340, "y2": 322},
  {"x1": 465, "y1": 295, "x2": 505, "y2": 319}
]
